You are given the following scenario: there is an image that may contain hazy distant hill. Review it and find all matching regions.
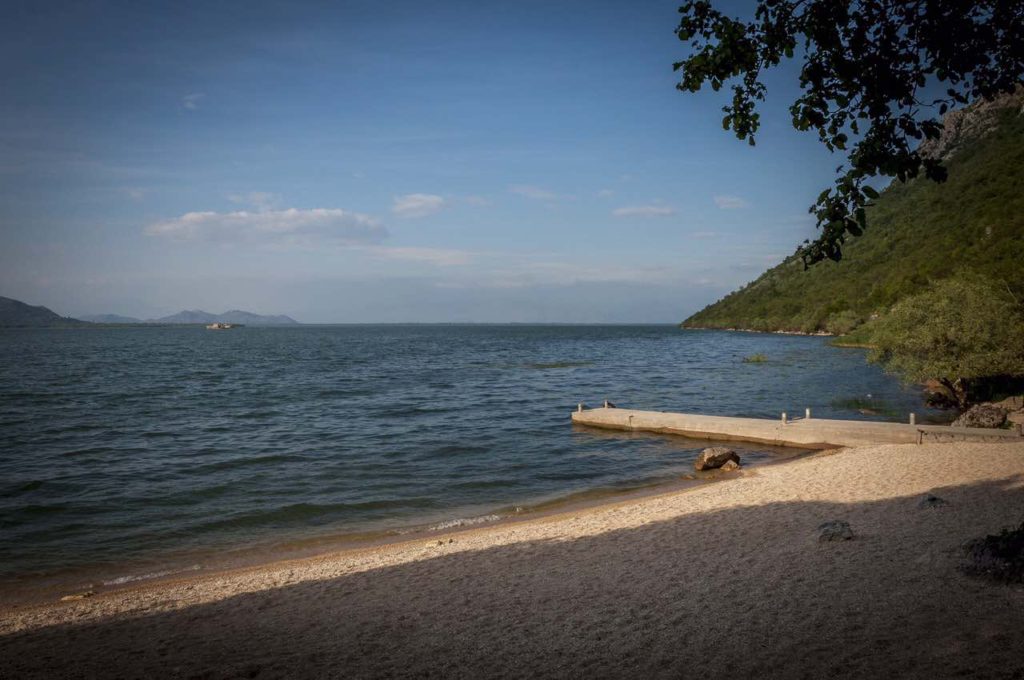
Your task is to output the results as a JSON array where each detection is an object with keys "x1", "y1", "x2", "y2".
[
  {"x1": 151, "y1": 309, "x2": 299, "y2": 325},
  {"x1": 151, "y1": 310, "x2": 219, "y2": 324},
  {"x1": 77, "y1": 313, "x2": 143, "y2": 324},
  {"x1": 215, "y1": 310, "x2": 299, "y2": 325},
  {"x1": 683, "y1": 89, "x2": 1024, "y2": 334},
  {"x1": 0, "y1": 296, "x2": 92, "y2": 328}
]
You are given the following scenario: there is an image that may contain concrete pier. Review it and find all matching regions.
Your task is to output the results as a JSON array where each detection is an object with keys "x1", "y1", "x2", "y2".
[{"x1": 571, "y1": 407, "x2": 1023, "y2": 449}]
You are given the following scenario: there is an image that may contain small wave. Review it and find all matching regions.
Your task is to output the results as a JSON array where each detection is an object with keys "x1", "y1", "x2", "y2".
[
  {"x1": 316, "y1": 388, "x2": 373, "y2": 398},
  {"x1": 524, "y1": 361, "x2": 593, "y2": 370},
  {"x1": 537, "y1": 470, "x2": 606, "y2": 482},
  {"x1": 233, "y1": 410, "x2": 280, "y2": 420},
  {"x1": 188, "y1": 453, "x2": 296, "y2": 474},
  {"x1": 431, "y1": 444, "x2": 488, "y2": 458},
  {"x1": 427, "y1": 514, "x2": 502, "y2": 532},
  {"x1": 60, "y1": 446, "x2": 114, "y2": 458},
  {"x1": 195, "y1": 498, "x2": 440, "y2": 532},
  {"x1": 0, "y1": 479, "x2": 46, "y2": 499},
  {"x1": 371, "y1": 405, "x2": 455, "y2": 418},
  {"x1": 3, "y1": 504, "x2": 70, "y2": 524},
  {"x1": 450, "y1": 479, "x2": 516, "y2": 490},
  {"x1": 102, "y1": 564, "x2": 201, "y2": 586}
]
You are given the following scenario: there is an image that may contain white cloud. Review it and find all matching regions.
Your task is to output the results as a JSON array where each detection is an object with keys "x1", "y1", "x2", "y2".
[
  {"x1": 146, "y1": 208, "x2": 387, "y2": 246},
  {"x1": 368, "y1": 246, "x2": 472, "y2": 266},
  {"x1": 181, "y1": 93, "x2": 205, "y2": 111},
  {"x1": 392, "y1": 193, "x2": 446, "y2": 218},
  {"x1": 612, "y1": 205, "x2": 675, "y2": 218},
  {"x1": 509, "y1": 185, "x2": 558, "y2": 200},
  {"x1": 713, "y1": 195, "x2": 748, "y2": 209}
]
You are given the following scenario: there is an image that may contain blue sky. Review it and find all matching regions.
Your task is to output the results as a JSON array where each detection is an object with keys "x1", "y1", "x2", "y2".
[{"x1": 0, "y1": 0, "x2": 840, "y2": 322}]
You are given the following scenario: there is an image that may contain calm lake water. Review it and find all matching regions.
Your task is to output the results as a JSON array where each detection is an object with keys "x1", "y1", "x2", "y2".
[{"x1": 0, "y1": 325, "x2": 939, "y2": 589}]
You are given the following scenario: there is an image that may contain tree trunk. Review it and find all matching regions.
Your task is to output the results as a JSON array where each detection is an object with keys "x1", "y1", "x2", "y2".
[{"x1": 939, "y1": 377, "x2": 970, "y2": 411}]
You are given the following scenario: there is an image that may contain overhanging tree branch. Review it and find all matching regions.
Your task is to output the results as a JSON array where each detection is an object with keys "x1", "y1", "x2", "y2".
[{"x1": 673, "y1": 0, "x2": 1024, "y2": 266}]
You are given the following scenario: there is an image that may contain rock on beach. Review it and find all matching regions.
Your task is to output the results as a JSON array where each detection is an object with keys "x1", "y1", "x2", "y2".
[{"x1": 694, "y1": 447, "x2": 741, "y2": 471}]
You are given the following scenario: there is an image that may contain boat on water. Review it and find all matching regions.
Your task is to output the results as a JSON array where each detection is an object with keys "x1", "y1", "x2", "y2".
[{"x1": 206, "y1": 322, "x2": 242, "y2": 330}]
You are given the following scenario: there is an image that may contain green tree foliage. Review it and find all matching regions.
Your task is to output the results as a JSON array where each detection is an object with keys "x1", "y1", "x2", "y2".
[
  {"x1": 682, "y1": 103, "x2": 1024, "y2": 333},
  {"x1": 674, "y1": 0, "x2": 1024, "y2": 265},
  {"x1": 866, "y1": 277, "x2": 1024, "y2": 407}
]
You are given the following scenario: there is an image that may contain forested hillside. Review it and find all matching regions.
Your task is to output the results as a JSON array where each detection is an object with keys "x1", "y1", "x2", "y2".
[{"x1": 683, "y1": 93, "x2": 1024, "y2": 334}]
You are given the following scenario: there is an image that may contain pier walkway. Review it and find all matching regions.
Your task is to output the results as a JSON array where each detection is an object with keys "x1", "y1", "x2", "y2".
[{"x1": 571, "y1": 407, "x2": 1023, "y2": 449}]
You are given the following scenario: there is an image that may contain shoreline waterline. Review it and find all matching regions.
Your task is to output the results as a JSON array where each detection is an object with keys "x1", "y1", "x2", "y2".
[
  {"x1": 5, "y1": 440, "x2": 1024, "y2": 680},
  {"x1": 0, "y1": 441, "x2": 815, "y2": 610}
]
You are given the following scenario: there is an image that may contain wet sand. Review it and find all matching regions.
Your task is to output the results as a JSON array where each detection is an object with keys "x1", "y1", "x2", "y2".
[{"x1": 2, "y1": 441, "x2": 1024, "y2": 678}]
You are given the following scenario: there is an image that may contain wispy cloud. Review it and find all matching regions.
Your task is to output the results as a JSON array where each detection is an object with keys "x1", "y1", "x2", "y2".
[
  {"x1": 612, "y1": 205, "x2": 675, "y2": 218},
  {"x1": 181, "y1": 93, "x2": 205, "y2": 111},
  {"x1": 392, "y1": 193, "x2": 445, "y2": 218},
  {"x1": 509, "y1": 185, "x2": 558, "y2": 200},
  {"x1": 713, "y1": 195, "x2": 747, "y2": 209},
  {"x1": 146, "y1": 208, "x2": 387, "y2": 246}
]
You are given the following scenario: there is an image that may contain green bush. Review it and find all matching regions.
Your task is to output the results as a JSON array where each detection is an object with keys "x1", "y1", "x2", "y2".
[
  {"x1": 867, "y1": 277, "x2": 1024, "y2": 407},
  {"x1": 824, "y1": 310, "x2": 861, "y2": 335}
]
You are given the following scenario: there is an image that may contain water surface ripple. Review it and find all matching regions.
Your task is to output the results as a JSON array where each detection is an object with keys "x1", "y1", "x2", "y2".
[{"x1": 0, "y1": 325, "x2": 938, "y2": 582}]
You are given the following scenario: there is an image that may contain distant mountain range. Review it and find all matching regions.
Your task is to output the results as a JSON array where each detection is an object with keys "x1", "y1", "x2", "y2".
[
  {"x1": 0, "y1": 296, "x2": 92, "y2": 328},
  {"x1": 1, "y1": 296, "x2": 300, "y2": 327},
  {"x1": 146, "y1": 309, "x2": 299, "y2": 325},
  {"x1": 76, "y1": 313, "x2": 144, "y2": 324}
]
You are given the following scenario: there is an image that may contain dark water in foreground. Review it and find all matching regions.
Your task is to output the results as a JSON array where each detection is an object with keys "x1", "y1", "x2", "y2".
[{"x1": 0, "y1": 325, "x2": 940, "y2": 588}]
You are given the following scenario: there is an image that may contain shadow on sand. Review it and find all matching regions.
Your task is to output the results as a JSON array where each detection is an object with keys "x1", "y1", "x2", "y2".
[{"x1": 2, "y1": 476, "x2": 1024, "y2": 679}]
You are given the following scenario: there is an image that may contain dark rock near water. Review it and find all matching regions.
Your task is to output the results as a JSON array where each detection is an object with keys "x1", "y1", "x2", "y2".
[
  {"x1": 719, "y1": 459, "x2": 741, "y2": 472},
  {"x1": 817, "y1": 520, "x2": 854, "y2": 542},
  {"x1": 694, "y1": 447, "x2": 740, "y2": 471},
  {"x1": 951, "y1": 404, "x2": 1007, "y2": 429},
  {"x1": 917, "y1": 493, "x2": 948, "y2": 510}
]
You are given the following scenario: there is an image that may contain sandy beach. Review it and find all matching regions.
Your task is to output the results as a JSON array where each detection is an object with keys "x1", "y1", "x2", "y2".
[{"x1": 2, "y1": 440, "x2": 1023, "y2": 679}]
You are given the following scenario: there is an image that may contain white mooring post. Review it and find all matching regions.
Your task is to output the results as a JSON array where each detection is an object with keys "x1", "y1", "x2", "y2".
[
  {"x1": 805, "y1": 408, "x2": 811, "y2": 420},
  {"x1": 781, "y1": 412, "x2": 788, "y2": 425},
  {"x1": 909, "y1": 413, "x2": 916, "y2": 425},
  {"x1": 577, "y1": 403, "x2": 584, "y2": 413}
]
